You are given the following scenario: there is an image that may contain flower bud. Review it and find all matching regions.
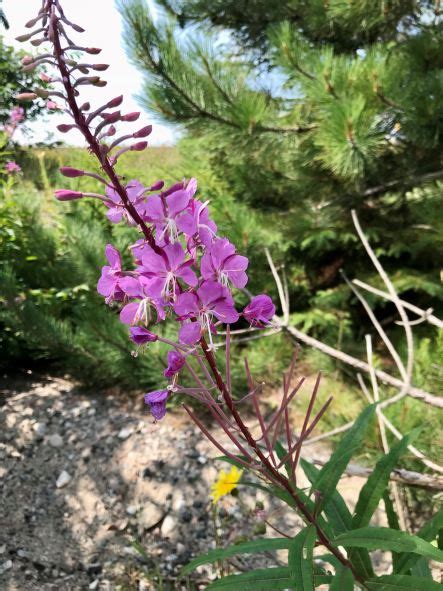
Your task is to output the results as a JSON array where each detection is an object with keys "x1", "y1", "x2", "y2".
[
  {"x1": 47, "y1": 100, "x2": 60, "y2": 110},
  {"x1": 101, "y1": 111, "x2": 121, "y2": 123},
  {"x1": 106, "y1": 95, "x2": 124, "y2": 108},
  {"x1": 34, "y1": 88, "x2": 50, "y2": 99},
  {"x1": 55, "y1": 190, "x2": 84, "y2": 201},
  {"x1": 106, "y1": 125, "x2": 117, "y2": 137},
  {"x1": 16, "y1": 33, "x2": 33, "y2": 42},
  {"x1": 91, "y1": 64, "x2": 109, "y2": 71},
  {"x1": 80, "y1": 102, "x2": 91, "y2": 111},
  {"x1": 16, "y1": 92, "x2": 38, "y2": 101},
  {"x1": 60, "y1": 167, "x2": 85, "y2": 178},
  {"x1": 31, "y1": 38, "x2": 45, "y2": 46},
  {"x1": 94, "y1": 80, "x2": 108, "y2": 87},
  {"x1": 25, "y1": 17, "x2": 41, "y2": 28},
  {"x1": 40, "y1": 73, "x2": 52, "y2": 83},
  {"x1": 133, "y1": 125, "x2": 153, "y2": 139},
  {"x1": 130, "y1": 141, "x2": 148, "y2": 152},
  {"x1": 70, "y1": 23, "x2": 85, "y2": 33},
  {"x1": 121, "y1": 112, "x2": 140, "y2": 122},
  {"x1": 85, "y1": 47, "x2": 102, "y2": 54},
  {"x1": 22, "y1": 55, "x2": 34, "y2": 65},
  {"x1": 149, "y1": 180, "x2": 165, "y2": 191},
  {"x1": 57, "y1": 124, "x2": 76, "y2": 133},
  {"x1": 23, "y1": 64, "x2": 37, "y2": 72}
]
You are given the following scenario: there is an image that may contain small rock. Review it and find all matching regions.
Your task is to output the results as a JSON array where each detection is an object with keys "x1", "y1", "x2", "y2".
[
  {"x1": 176, "y1": 543, "x2": 186, "y2": 555},
  {"x1": 117, "y1": 427, "x2": 132, "y2": 440},
  {"x1": 161, "y1": 515, "x2": 177, "y2": 537},
  {"x1": 17, "y1": 549, "x2": 29, "y2": 559},
  {"x1": 126, "y1": 505, "x2": 138, "y2": 516},
  {"x1": 0, "y1": 545, "x2": 5, "y2": 554},
  {"x1": 33, "y1": 422, "x2": 47, "y2": 438},
  {"x1": 89, "y1": 580, "x2": 99, "y2": 590},
  {"x1": 138, "y1": 503, "x2": 164, "y2": 530},
  {"x1": 56, "y1": 471, "x2": 71, "y2": 488},
  {"x1": 48, "y1": 434, "x2": 63, "y2": 448},
  {"x1": 0, "y1": 560, "x2": 13, "y2": 574}
]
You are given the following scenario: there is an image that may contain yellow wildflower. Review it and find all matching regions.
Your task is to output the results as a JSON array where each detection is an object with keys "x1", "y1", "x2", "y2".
[{"x1": 210, "y1": 466, "x2": 243, "y2": 504}]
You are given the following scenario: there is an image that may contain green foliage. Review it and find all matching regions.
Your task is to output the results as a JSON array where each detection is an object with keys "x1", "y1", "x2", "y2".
[
  {"x1": 184, "y1": 407, "x2": 443, "y2": 587},
  {"x1": 0, "y1": 184, "x2": 165, "y2": 388},
  {"x1": 119, "y1": 0, "x2": 443, "y2": 355}
]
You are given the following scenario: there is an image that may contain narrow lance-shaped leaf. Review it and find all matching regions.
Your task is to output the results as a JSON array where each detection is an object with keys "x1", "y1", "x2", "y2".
[
  {"x1": 205, "y1": 567, "x2": 332, "y2": 590},
  {"x1": 396, "y1": 510, "x2": 443, "y2": 574},
  {"x1": 312, "y1": 404, "x2": 376, "y2": 513},
  {"x1": 288, "y1": 525, "x2": 317, "y2": 591},
  {"x1": 352, "y1": 431, "x2": 417, "y2": 529},
  {"x1": 334, "y1": 527, "x2": 443, "y2": 562},
  {"x1": 302, "y1": 459, "x2": 375, "y2": 580},
  {"x1": 383, "y1": 490, "x2": 402, "y2": 573},
  {"x1": 366, "y1": 574, "x2": 443, "y2": 590},
  {"x1": 330, "y1": 566, "x2": 355, "y2": 591},
  {"x1": 181, "y1": 538, "x2": 291, "y2": 576}
]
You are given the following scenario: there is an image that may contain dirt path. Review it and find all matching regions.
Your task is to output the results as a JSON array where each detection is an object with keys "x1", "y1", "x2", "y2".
[{"x1": 0, "y1": 374, "x2": 383, "y2": 590}]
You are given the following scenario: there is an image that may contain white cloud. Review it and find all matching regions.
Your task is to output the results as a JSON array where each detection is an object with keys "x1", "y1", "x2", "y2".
[{"x1": 2, "y1": 0, "x2": 177, "y2": 146}]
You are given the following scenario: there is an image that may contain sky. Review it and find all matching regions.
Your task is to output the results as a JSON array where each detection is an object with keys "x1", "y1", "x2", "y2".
[{"x1": 2, "y1": 0, "x2": 177, "y2": 146}]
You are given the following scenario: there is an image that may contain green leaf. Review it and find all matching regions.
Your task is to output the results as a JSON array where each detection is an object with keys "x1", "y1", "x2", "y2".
[
  {"x1": 312, "y1": 405, "x2": 376, "y2": 513},
  {"x1": 352, "y1": 433, "x2": 413, "y2": 529},
  {"x1": 330, "y1": 566, "x2": 354, "y2": 591},
  {"x1": 301, "y1": 459, "x2": 376, "y2": 580},
  {"x1": 410, "y1": 558, "x2": 432, "y2": 579},
  {"x1": 334, "y1": 527, "x2": 443, "y2": 562},
  {"x1": 214, "y1": 455, "x2": 249, "y2": 470},
  {"x1": 288, "y1": 526, "x2": 316, "y2": 590},
  {"x1": 396, "y1": 510, "x2": 443, "y2": 574},
  {"x1": 274, "y1": 440, "x2": 291, "y2": 478},
  {"x1": 366, "y1": 574, "x2": 443, "y2": 590},
  {"x1": 205, "y1": 567, "x2": 331, "y2": 590},
  {"x1": 181, "y1": 538, "x2": 291, "y2": 576},
  {"x1": 383, "y1": 490, "x2": 401, "y2": 573}
]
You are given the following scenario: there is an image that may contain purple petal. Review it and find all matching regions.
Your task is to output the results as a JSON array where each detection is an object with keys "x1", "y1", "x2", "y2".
[
  {"x1": 105, "y1": 244, "x2": 122, "y2": 269},
  {"x1": 97, "y1": 266, "x2": 114, "y2": 296},
  {"x1": 119, "y1": 276, "x2": 142, "y2": 297},
  {"x1": 177, "y1": 265, "x2": 198, "y2": 288},
  {"x1": 144, "y1": 389, "x2": 170, "y2": 421},
  {"x1": 179, "y1": 322, "x2": 201, "y2": 345},
  {"x1": 164, "y1": 350, "x2": 186, "y2": 378},
  {"x1": 186, "y1": 177, "x2": 197, "y2": 198},
  {"x1": 176, "y1": 211, "x2": 197, "y2": 236},
  {"x1": 243, "y1": 295, "x2": 275, "y2": 326},
  {"x1": 141, "y1": 246, "x2": 167, "y2": 273},
  {"x1": 197, "y1": 281, "x2": 224, "y2": 307},
  {"x1": 212, "y1": 301, "x2": 240, "y2": 324},
  {"x1": 119, "y1": 301, "x2": 140, "y2": 325},
  {"x1": 164, "y1": 243, "x2": 185, "y2": 271},
  {"x1": 145, "y1": 195, "x2": 165, "y2": 223},
  {"x1": 126, "y1": 179, "x2": 144, "y2": 201},
  {"x1": 174, "y1": 292, "x2": 199, "y2": 317},
  {"x1": 130, "y1": 326, "x2": 158, "y2": 345},
  {"x1": 166, "y1": 189, "x2": 191, "y2": 217},
  {"x1": 106, "y1": 207, "x2": 124, "y2": 223}
]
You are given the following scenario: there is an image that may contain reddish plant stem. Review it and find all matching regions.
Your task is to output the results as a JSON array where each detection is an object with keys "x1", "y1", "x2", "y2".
[
  {"x1": 47, "y1": 1, "x2": 161, "y2": 255},
  {"x1": 199, "y1": 336, "x2": 365, "y2": 585}
]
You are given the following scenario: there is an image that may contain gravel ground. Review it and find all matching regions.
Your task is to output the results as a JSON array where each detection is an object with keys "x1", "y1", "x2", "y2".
[{"x1": 0, "y1": 372, "x2": 388, "y2": 590}]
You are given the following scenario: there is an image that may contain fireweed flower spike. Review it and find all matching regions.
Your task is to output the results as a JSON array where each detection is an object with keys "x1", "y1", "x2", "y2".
[{"x1": 17, "y1": 6, "x2": 368, "y2": 583}]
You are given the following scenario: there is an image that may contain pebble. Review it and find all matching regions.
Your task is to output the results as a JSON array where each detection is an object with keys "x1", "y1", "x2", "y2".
[
  {"x1": 56, "y1": 470, "x2": 71, "y2": 488},
  {"x1": 48, "y1": 434, "x2": 63, "y2": 448},
  {"x1": 33, "y1": 422, "x2": 47, "y2": 437},
  {"x1": 0, "y1": 545, "x2": 5, "y2": 554},
  {"x1": 138, "y1": 503, "x2": 164, "y2": 530},
  {"x1": 126, "y1": 505, "x2": 138, "y2": 516},
  {"x1": 89, "y1": 580, "x2": 99, "y2": 590},
  {"x1": 161, "y1": 515, "x2": 177, "y2": 537},
  {"x1": 0, "y1": 560, "x2": 13, "y2": 574},
  {"x1": 117, "y1": 427, "x2": 132, "y2": 440}
]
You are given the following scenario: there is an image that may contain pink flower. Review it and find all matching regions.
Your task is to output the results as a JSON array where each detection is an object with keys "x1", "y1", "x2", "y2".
[
  {"x1": 174, "y1": 281, "x2": 239, "y2": 345},
  {"x1": 97, "y1": 244, "x2": 125, "y2": 303},
  {"x1": 138, "y1": 243, "x2": 198, "y2": 300},
  {"x1": 5, "y1": 161, "x2": 21, "y2": 174},
  {"x1": 177, "y1": 198, "x2": 217, "y2": 247},
  {"x1": 9, "y1": 106, "x2": 24, "y2": 123},
  {"x1": 243, "y1": 295, "x2": 275, "y2": 327},
  {"x1": 129, "y1": 326, "x2": 158, "y2": 345},
  {"x1": 201, "y1": 237, "x2": 249, "y2": 288},
  {"x1": 144, "y1": 178, "x2": 197, "y2": 244},
  {"x1": 164, "y1": 351, "x2": 185, "y2": 379},
  {"x1": 144, "y1": 389, "x2": 170, "y2": 421},
  {"x1": 105, "y1": 179, "x2": 146, "y2": 224}
]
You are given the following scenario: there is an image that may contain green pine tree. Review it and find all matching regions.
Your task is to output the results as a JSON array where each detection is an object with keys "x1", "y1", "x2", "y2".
[{"x1": 118, "y1": 0, "x2": 442, "y2": 352}]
